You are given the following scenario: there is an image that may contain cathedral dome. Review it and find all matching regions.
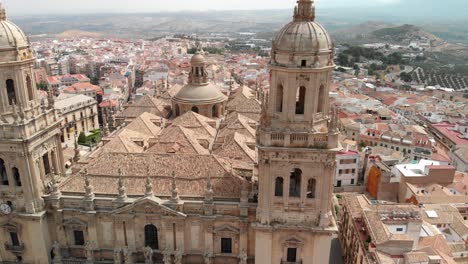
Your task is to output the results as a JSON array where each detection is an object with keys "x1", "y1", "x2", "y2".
[
  {"x1": 173, "y1": 53, "x2": 227, "y2": 105},
  {"x1": 190, "y1": 52, "x2": 206, "y2": 65},
  {"x1": 0, "y1": 5, "x2": 33, "y2": 63},
  {"x1": 274, "y1": 21, "x2": 332, "y2": 54},
  {"x1": 271, "y1": 0, "x2": 334, "y2": 68},
  {"x1": 173, "y1": 83, "x2": 226, "y2": 105}
]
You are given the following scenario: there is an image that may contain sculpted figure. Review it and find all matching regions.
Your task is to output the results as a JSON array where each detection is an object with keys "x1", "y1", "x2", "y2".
[
  {"x1": 52, "y1": 241, "x2": 62, "y2": 262},
  {"x1": 114, "y1": 248, "x2": 122, "y2": 264},
  {"x1": 239, "y1": 249, "x2": 248, "y2": 264},
  {"x1": 143, "y1": 246, "x2": 154, "y2": 264},
  {"x1": 174, "y1": 248, "x2": 183, "y2": 264}
]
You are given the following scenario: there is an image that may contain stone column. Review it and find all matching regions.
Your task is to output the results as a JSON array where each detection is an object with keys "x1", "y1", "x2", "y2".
[
  {"x1": 204, "y1": 221, "x2": 214, "y2": 257},
  {"x1": 175, "y1": 221, "x2": 185, "y2": 252}
]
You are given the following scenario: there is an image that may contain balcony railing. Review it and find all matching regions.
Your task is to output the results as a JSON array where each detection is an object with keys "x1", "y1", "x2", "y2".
[{"x1": 4, "y1": 243, "x2": 25, "y2": 253}]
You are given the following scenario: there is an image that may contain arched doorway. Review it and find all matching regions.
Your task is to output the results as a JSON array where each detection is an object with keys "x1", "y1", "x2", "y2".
[
  {"x1": 144, "y1": 224, "x2": 159, "y2": 250},
  {"x1": 191, "y1": 106, "x2": 199, "y2": 114}
]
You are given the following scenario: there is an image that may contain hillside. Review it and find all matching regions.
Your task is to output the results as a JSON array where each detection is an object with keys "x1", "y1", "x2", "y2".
[
  {"x1": 331, "y1": 21, "x2": 394, "y2": 40},
  {"x1": 371, "y1": 24, "x2": 444, "y2": 45}
]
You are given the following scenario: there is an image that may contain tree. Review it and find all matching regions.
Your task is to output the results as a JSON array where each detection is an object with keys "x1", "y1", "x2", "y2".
[
  {"x1": 78, "y1": 132, "x2": 86, "y2": 145},
  {"x1": 37, "y1": 81, "x2": 49, "y2": 91}
]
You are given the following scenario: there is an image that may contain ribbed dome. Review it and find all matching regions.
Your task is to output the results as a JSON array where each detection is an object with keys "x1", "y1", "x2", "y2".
[
  {"x1": 191, "y1": 52, "x2": 206, "y2": 64},
  {"x1": 270, "y1": 0, "x2": 335, "y2": 68},
  {"x1": 274, "y1": 21, "x2": 333, "y2": 54},
  {"x1": 0, "y1": 5, "x2": 33, "y2": 63},
  {"x1": 173, "y1": 83, "x2": 227, "y2": 105},
  {"x1": 173, "y1": 52, "x2": 227, "y2": 105},
  {"x1": 0, "y1": 20, "x2": 29, "y2": 50}
]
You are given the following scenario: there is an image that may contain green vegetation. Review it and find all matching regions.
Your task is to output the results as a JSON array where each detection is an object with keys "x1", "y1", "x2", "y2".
[
  {"x1": 36, "y1": 81, "x2": 49, "y2": 91},
  {"x1": 372, "y1": 24, "x2": 416, "y2": 39},
  {"x1": 400, "y1": 72, "x2": 413, "y2": 82},
  {"x1": 337, "y1": 46, "x2": 405, "y2": 68},
  {"x1": 77, "y1": 129, "x2": 102, "y2": 147}
]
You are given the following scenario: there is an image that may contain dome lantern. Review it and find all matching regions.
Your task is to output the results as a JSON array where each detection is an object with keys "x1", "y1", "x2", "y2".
[{"x1": 294, "y1": 0, "x2": 315, "y2": 22}]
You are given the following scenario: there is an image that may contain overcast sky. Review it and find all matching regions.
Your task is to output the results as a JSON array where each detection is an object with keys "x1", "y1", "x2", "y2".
[{"x1": 3, "y1": 0, "x2": 411, "y2": 15}]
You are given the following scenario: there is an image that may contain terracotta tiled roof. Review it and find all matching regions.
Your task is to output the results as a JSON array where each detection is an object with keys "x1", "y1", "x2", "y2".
[
  {"x1": 60, "y1": 153, "x2": 245, "y2": 198},
  {"x1": 148, "y1": 126, "x2": 210, "y2": 155}
]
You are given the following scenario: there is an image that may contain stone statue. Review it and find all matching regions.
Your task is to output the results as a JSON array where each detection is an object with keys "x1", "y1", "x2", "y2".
[
  {"x1": 203, "y1": 251, "x2": 213, "y2": 264},
  {"x1": 162, "y1": 248, "x2": 172, "y2": 264},
  {"x1": 114, "y1": 248, "x2": 122, "y2": 264},
  {"x1": 52, "y1": 241, "x2": 62, "y2": 262},
  {"x1": 174, "y1": 248, "x2": 183, "y2": 264},
  {"x1": 123, "y1": 248, "x2": 132, "y2": 264},
  {"x1": 85, "y1": 241, "x2": 94, "y2": 263},
  {"x1": 143, "y1": 246, "x2": 153, "y2": 264},
  {"x1": 239, "y1": 250, "x2": 248, "y2": 264}
]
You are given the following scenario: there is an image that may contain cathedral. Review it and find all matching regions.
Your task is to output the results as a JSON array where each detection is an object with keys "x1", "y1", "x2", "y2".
[{"x1": 0, "y1": 1, "x2": 339, "y2": 263}]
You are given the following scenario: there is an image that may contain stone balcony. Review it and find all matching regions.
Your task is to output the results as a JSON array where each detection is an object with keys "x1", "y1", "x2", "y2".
[{"x1": 262, "y1": 131, "x2": 332, "y2": 149}]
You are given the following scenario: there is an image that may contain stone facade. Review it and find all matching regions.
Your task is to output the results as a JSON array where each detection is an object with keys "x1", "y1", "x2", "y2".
[
  {"x1": 0, "y1": 1, "x2": 339, "y2": 264},
  {"x1": 0, "y1": 4, "x2": 65, "y2": 263}
]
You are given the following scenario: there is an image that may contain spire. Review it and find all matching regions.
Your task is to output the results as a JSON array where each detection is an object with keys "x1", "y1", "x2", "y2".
[
  {"x1": 0, "y1": 2, "x2": 6, "y2": 21},
  {"x1": 294, "y1": 0, "x2": 315, "y2": 22},
  {"x1": 47, "y1": 88, "x2": 55, "y2": 110},
  {"x1": 145, "y1": 168, "x2": 154, "y2": 197},
  {"x1": 117, "y1": 168, "x2": 127, "y2": 201},
  {"x1": 73, "y1": 135, "x2": 81, "y2": 162},
  {"x1": 170, "y1": 171, "x2": 180, "y2": 203}
]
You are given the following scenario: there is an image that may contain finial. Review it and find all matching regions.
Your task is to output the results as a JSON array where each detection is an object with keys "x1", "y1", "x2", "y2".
[
  {"x1": 0, "y1": 2, "x2": 6, "y2": 21},
  {"x1": 171, "y1": 171, "x2": 180, "y2": 203},
  {"x1": 47, "y1": 88, "x2": 55, "y2": 109},
  {"x1": 83, "y1": 169, "x2": 95, "y2": 200},
  {"x1": 117, "y1": 168, "x2": 127, "y2": 201}
]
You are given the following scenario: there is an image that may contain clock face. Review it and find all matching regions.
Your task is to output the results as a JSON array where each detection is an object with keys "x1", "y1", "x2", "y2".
[{"x1": 0, "y1": 204, "x2": 11, "y2": 215}]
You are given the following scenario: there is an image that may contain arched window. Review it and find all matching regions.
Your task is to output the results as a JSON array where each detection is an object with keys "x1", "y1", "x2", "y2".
[
  {"x1": 317, "y1": 85, "x2": 325, "y2": 113},
  {"x1": 275, "y1": 177, "x2": 284, "y2": 197},
  {"x1": 289, "y1": 169, "x2": 302, "y2": 197},
  {"x1": 295, "y1": 86, "x2": 306, "y2": 115},
  {"x1": 191, "y1": 106, "x2": 199, "y2": 114},
  {"x1": 175, "y1": 104, "x2": 180, "y2": 116},
  {"x1": 12, "y1": 167, "x2": 21, "y2": 187},
  {"x1": 276, "y1": 84, "x2": 284, "y2": 112},
  {"x1": 307, "y1": 179, "x2": 316, "y2": 198},
  {"x1": 144, "y1": 224, "x2": 159, "y2": 249},
  {"x1": 6, "y1": 79, "x2": 16, "y2": 105},
  {"x1": 26, "y1": 75, "x2": 34, "y2": 101},
  {"x1": 212, "y1": 105, "x2": 218, "y2": 118},
  {"x1": 0, "y1": 159, "x2": 8, "y2": 185}
]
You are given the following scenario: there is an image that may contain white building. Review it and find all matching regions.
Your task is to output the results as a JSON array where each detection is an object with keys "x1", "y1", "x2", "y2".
[
  {"x1": 54, "y1": 94, "x2": 99, "y2": 145},
  {"x1": 335, "y1": 150, "x2": 360, "y2": 187}
]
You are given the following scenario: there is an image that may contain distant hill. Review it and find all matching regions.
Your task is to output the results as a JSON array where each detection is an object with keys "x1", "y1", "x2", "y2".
[
  {"x1": 370, "y1": 24, "x2": 444, "y2": 45},
  {"x1": 57, "y1": 30, "x2": 102, "y2": 38},
  {"x1": 331, "y1": 21, "x2": 394, "y2": 40}
]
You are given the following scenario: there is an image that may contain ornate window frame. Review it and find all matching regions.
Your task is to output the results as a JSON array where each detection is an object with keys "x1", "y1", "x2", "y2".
[
  {"x1": 213, "y1": 225, "x2": 239, "y2": 256},
  {"x1": 281, "y1": 235, "x2": 304, "y2": 263}
]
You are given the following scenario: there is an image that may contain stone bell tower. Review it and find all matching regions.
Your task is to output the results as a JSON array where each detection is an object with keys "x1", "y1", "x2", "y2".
[
  {"x1": 254, "y1": 1, "x2": 339, "y2": 263},
  {"x1": 0, "y1": 4, "x2": 64, "y2": 263}
]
